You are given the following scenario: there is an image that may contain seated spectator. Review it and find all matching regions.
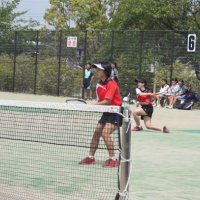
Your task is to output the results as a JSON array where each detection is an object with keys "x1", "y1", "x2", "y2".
[
  {"x1": 154, "y1": 79, "x2": 169, "y2": 107},
  {"x1": 165, "y1": 78, "x2": 179, "y2": 108},
  {"x1": 177, "y1": 84, "x2": 199, "y2": 110},
  {"x1": 168, "y1": 79, "x2": 187, "y2": 108}
]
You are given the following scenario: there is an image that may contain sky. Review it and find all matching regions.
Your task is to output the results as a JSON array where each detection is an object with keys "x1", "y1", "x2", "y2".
[{"x1": 15, "y1": 0, "x2": 51, "y2": 26}]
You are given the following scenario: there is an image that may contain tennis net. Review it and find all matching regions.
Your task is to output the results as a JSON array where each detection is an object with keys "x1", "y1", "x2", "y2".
[{"x1": 0, "y1": 100, "x2": 128, "y2": 200}]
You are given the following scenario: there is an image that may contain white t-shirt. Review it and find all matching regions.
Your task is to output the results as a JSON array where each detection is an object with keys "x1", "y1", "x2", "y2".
[
  {"x1": 136, "y1": 88, "x2": 141, "y2": 95},
  {"x1": 168, "y1": 84, "x2": 179, "y2": 95},
  {"x1": 159, "y1": 84, "x2": 169, "y2": 94}
]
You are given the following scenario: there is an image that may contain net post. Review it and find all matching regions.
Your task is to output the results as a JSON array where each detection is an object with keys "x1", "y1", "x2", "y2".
[{"x1": 119, "y1": 106, "x2": 132, "y2": 200}]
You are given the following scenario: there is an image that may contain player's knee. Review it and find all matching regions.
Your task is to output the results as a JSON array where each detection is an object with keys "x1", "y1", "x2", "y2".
[
  {"x1": 145, "y1": 124, "x2": 151, "y2": 129},
  {"x1": 101, "y1": 132, "x2": 109, "y2": 140}
]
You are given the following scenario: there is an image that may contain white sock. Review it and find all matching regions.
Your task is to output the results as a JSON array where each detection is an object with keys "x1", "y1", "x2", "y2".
[
  {"x1": 89, "y1": 155, "x2": 94, "y2": 159},
  {"x1": 109, "y1": 156, "x2": 117, "y2": 161}
]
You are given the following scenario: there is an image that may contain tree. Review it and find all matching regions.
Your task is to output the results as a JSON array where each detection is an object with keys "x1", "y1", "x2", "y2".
[
  {"x1": 0, "y1": 0, "x2": 19, "y2": 53},
  {"x1": 0, "y1": 0, "x2": 26, "y2": 29},
  {"x1": 110, "y1": 0, "x2": 200, "y2": 30},
  {"x1": 0, "y1": 54, "x2": 13, "y2": 91},
  {"x1": 44, "y1": 0, "x2": 119, "y2": 30},
  {"x1": 0, "y1": 0, "x2": 40, "y2": 54}
]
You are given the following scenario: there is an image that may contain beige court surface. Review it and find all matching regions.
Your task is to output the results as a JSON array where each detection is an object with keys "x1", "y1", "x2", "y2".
[{"x1": 0, "y1": 92, "x2": 200, "y2": 200}]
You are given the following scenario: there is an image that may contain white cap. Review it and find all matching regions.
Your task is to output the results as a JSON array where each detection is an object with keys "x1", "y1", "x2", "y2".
[{"x1": 92, "y1": 63, "x2": 105, "y2": 70}]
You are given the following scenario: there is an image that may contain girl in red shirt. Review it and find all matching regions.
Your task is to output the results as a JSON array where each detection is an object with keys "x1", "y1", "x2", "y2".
[
  {"x1": 132, "y1": 79, "x2": 170, "y2": 133},
  {"x1": 79, "y1": 62, "x2": 122, "y2": 168}
]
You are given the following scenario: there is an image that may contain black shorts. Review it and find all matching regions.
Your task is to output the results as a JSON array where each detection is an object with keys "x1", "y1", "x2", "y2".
[
  {"x1": 141, "y1": 105, "x2": 153, "y2": 120},
  {"x1": 83, "y1": 78, "x2": 90, "y2": 89},
  {"x1": 98, "y1": 112, "x2": 122, "y2": 127}
]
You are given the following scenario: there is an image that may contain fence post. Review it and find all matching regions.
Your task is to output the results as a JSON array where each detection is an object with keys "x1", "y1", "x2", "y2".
[
  {"x1": 139, "y1": 31, "x2": 144, "y2": 77},
  {"x1": 82, "y1": 30, "x2": 88, "y2": 99},
  {"x1": 34, "y1": 31, "x2": 39, "y2": 94},
  {"x1": 13, "y1": 31, "x2": 17, "y2": 92},
  {"x1": 119, "y1": 106, "x2": 132, "y2": 200},
  {"x1": 110, "y1": 30, "x2": 115, "y2": 61},
  {"x1": 170, "y1": 31, "x2": 175, "y2": 83},
  {"x1": 57, "y1": 30, "x2": 63, "y2": 96}
]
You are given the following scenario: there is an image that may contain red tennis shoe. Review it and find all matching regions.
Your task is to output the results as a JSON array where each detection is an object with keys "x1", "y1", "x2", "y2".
[
  {"x1": 102, "y1": 159, "x2": 119, "y2": 168},
  {"x1": 163, "y1": 126, "x2": 170, "y2": 134},
  {"x1": 132, "y1": 126, "x2": 143, "y2": 131},
  {"x1": 79, "y1": 157, "x2": 96, "y2": 165}
]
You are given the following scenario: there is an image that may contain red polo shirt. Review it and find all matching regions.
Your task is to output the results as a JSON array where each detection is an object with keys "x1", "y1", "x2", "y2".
[
  {"x1": 136, "y1": 88, "x2": 152, "y2": 105},
  {"x1": 96, "y1": 80, "x2": 122, "y2": 106}
]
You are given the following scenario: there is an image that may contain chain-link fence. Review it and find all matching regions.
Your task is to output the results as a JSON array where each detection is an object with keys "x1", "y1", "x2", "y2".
[{"x1": 0, "y1": 30, "x2": 199, "y2": 98}]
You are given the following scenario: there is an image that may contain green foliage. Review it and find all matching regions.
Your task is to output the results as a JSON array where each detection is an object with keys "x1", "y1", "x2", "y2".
[
  {"x1": 0, "y1": 54, "x2": 83, "y2": 96},
  {"x1": 0, "y1": 0, "x2": 38, "y2": 30},
  {"x1": 37, "y1": 61, "x2": 83, "y2": 96},
  {"x1": 15, "y1": 54, "x2": 35, "y2": 93},
  {"x1": 0, "y1": 54, "x2": 13, "y2": 91},
  {"x1": 45, "y1": 0, "x2": 116, "y2": 30},
  {"x1": 60, "y1": 65, "x2": 83, "y2": 96},
  {"x1": 37, "y1": 60, "x2": 58, "y2": 95},
  {"x1": 44, "y1": 0, "x2": 200, "y2": 31},
  {"x1": 0, "y1": 0, "x2": 21, "y2": 29},
  {"x1": 155, "y1": 61, "x2": 200, "y2": 99},
  {"x1": 0, "y1": 1, "x2": 39, "y2": 54},
  {"x1": 155, "y1": 62, "x2": 193, "y2": 84},
  {"x1": 110, "y1": 0, "x2": 200, "y2": 30}
]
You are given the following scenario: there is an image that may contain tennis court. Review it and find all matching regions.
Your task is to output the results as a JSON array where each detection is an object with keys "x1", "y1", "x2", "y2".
[
  {"x1": 0, "y1": 95, "x2": 121, "y2": 200},
  {"x1": 0, "y1": 92, "x2": 199, "y2": 200},
  {"x1": 130, "y1": 107, "x2": 200, "y2": 200}
]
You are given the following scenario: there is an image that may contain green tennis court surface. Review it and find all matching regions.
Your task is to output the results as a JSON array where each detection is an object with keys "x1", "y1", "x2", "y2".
[
  {"x1": 129, "y1": 107, "x2": 200, "y2": 200},
  {"x1": 0, "y1": 139, "x2": 118, "y2": 200},
  {"x1": 0, "y1": 92, "x2": 199, "y2": 200},
  {"x1": 0, "y1": 98, "x2": 121, "y2": 200},
  {"x1": 177, "y1": 129, "x2": 200, "y2": 134}
]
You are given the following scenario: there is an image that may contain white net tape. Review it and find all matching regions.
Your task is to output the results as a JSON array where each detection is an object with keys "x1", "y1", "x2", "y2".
[{"x1": 0, "y1": 99, "x2": 121, "y2": 113}]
